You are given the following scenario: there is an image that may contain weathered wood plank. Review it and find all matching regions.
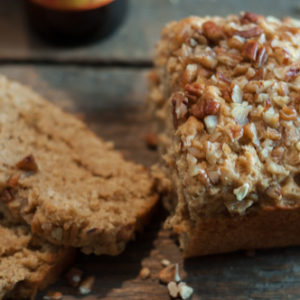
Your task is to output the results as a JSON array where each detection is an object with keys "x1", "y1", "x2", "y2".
[
  {"x1": 1, "y1": 0, "x2": 300, "y2": 62},
  {"x1": 1, "y1": 66, "x2": 300, "y2": 299}
]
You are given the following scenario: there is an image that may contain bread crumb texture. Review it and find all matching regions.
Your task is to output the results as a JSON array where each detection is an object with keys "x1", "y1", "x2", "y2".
[
  {"x1": 0, "y1": 220, "x2": 72, "y2": 299},
  {"x1": 0, "y1": 76, "x2": 158, "y2": 256}
]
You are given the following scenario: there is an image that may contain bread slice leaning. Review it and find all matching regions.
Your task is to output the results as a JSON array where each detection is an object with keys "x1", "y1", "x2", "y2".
[
  {"x1": 0, "y1": 220, "x2": 73, "y2": 299},
  {"x1": 0, "y1": 75, "x2": 158, "y2": 255},
  {"x1": 149, "y1": 13, "x2": 300, "y2": 257}
]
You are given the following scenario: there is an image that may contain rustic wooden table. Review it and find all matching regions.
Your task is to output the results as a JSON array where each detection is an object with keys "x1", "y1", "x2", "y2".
[{"x1": 2, "y1": 1, "x2": 300, "y2": 299}]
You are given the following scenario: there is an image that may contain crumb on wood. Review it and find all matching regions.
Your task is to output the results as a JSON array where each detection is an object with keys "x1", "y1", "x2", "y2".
[
  {"x1": 139, "y1": 267, "x2": 151, "y2": 279},
  {"x1": 78, "y1": 276, "x2": 95, "y2": 295},
  {"x1": 161, "y1": 259, "x2": 171, "y2": 267},
  {"x1": 43, "y1": 291, "x2": 63, "y2": 300}
]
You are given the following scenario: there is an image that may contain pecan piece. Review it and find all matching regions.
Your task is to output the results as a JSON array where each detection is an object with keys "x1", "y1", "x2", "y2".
[
  {"x1": 235, "y1": 26, "x2": 263, "y2": 38},
  {"x1": 279, "y1": 106, "x2": 297, "y2": 121},
  {"x1": 216, "y1": 72, "x2": 231, "y2": 83},
  {"x1": 266, "y1": 185, "x2": 282, "y2": 200},
  {"x1": 255, "y1": 46, "x2": 268, "y2": 67},
  {"x1": 172, "y1": 93, "x2": 189, "y2": 128},
  {"x1": 16, "y1": 154, "x2": 38, "y2": 172},
  {"x1": 190, "y1": 99, "x2": 220, "y2": 120},
  {"x1": 264, "y1": 98, "x2": 272, "y2": 111},
  {"x1": 243, "y1": 40, "x2": 258, "y2": 61},
  {"x1": 184, "y1": 82, "x2": 203, "y2": 98},
  {"x1": 243, "y1": 41, "x2": 268, "y2": 67},
  {"x1": 285, "y1": 67, "x2": 300, "y2": 82},
  {"x1": 202, "y1": 21, "x2": 224, "y2": 42},
  {"x1": 241, "y1": 12, "x2": 260, "y2": 24}
]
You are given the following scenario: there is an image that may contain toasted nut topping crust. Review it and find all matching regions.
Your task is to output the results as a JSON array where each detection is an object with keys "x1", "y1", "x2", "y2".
[{"x1": 149, "y1": 12, "x2": 300, "y2": 218}]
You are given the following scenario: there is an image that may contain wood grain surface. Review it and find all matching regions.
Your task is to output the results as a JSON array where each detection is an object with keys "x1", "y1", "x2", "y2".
[
  {"x1": 1, "y1": 0, "x2": 300, "y2": 62},
  {"x1": 1, "y1": 66, "x2": 300, "y2": 300}
]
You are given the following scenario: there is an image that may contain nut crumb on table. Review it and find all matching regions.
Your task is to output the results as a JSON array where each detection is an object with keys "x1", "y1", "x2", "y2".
[
  {"x1": 79, "y1": 276, "x2": 95, "y2": 295},
  {"x1": 139, "y1": 267, "x2": 151, "y2": 279}
]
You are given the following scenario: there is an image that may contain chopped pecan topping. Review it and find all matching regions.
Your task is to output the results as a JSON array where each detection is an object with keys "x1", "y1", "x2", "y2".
[
  {"x1": 264, "y1": 98, "x2": 272, "y2": 111},
  {"x1": 252, "y1": 67, "x2": 266, "y2": 80},
  {"x1": 235, "y1": 26, "x2": 263, "y2": 38},
  {"x1": 266, "y1": 127, "x2": 282, "y2": 140},
  {"x1": 184, "y1": 82, "x2": 203, "y2": 98},
  {"x1": 274, "y1": 47, "x2": 291, "y2": 65},
  {"x1": 172, "y1": 93, "x2": 189, "y2": 128},
  {"x1": 272, "y1": 146, "x2": 284, "y2": 160},
  {"x1": 202, "y1": 21, "x2": 224, "y2": 42},
  {"x1": 220, "y1": 86, "x2": 232, "y2": 102},
  {"x1": 279, "y1": 106, "x2": 297, "y2": 121},
  {"x1": 243, "y1": 41, "x2": 268, "y2": 67},
  {"x1": 285, "y1": 67, "x2": 300, "y2": 82},
  {"x1": 216, "y1": 72, "x2": 231, "y2": 83},
  {"x1": 229, "y1": 124, "x2": 244, "y2": 140},
  {"x1": 266, "y1": 185, "x2": 282, "y2": 200},
  {"x1": 240, "y1": 12, "x2": 260, "y2": 24},
  {"x1": 191, "y1": 28, "x2": 208, "y2": 45},
  {"x1": 16, "y1": 154, "x2": 38, "y2": 172},
  {"x1": 255, "y1": 46, "x2": 268, "y2": 67},
  {"x1": 243, "y1": 40, "x2": 258, "y2": 61},
  {"x1": 181, "y1": 64, "x2": 198, "y2": 85},
  {"x1": 190, "y1": 99, "x2": 220, "y2": 120}
]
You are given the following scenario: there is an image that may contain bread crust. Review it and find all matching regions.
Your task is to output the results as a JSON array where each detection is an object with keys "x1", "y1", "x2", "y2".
[{"x1": 176, "y1": 204, "x2": 300, "y2": 258}]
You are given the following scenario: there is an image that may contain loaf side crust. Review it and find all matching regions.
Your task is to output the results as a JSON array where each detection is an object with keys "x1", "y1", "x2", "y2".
[{"x1": 177, "y1": 204, "x2": 300, "y2": 258}]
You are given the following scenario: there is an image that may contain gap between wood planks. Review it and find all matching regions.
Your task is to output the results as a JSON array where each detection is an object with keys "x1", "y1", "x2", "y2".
[{"x1": 0, "y1": 58, "x2": 153, "y2": 68}]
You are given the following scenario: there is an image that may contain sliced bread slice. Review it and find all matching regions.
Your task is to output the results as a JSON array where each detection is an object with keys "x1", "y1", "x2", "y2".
[
  {"x1": 0, "y1": 76, "x2": 158, "y2": 255},
  {"x1": 0, "y1": 219, "x2": 73, "y2": 299}
]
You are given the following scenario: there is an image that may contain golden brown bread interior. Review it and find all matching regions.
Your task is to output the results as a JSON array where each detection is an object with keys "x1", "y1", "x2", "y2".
[
  {"x1": 0, "y1": 219, "x2": 74, "y2": 299},
  {"x1": 0, "y1": 75, "x2": 158, "y2": 256},
  {"x1": 149, "y1": 12, "x2": 300, "y2": 256}
]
